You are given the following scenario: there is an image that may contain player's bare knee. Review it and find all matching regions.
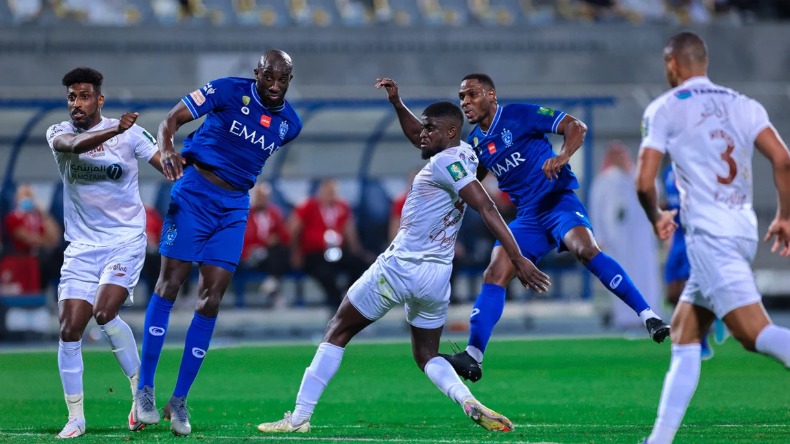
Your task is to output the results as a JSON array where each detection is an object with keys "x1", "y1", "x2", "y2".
[
  {"x1": 734, "y1": 332, "x2": 758, "y2": 352},
  {"x1": 574, "y1": 245, "x2": 600, "y2": 265},
  {"x1": 154, "y1": 279, "x2": 182, "y2": 299},
  {"x1": 412, "y1": 350, "x2": 435, "y2": 371},
  {"x1": 59, "y1": 324, "x2": 83, "y2": 342},
  {"x1": 195, "y1": 295, "x2": 221, "y2": 317},
  {"x1": 482, "y1": 264, "x2": 511, "y2": 286},
  {"x1": 92, "y1": 307, "x2": 117, "y2": 326}
]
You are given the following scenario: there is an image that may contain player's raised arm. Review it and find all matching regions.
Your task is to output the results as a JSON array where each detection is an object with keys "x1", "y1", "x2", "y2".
[
  {"x1": 542, "y1": 114, "x2": 587, "y2": 181},
  {"x1": 459, "y1": 180, "x2": 550, "y2": 292},
  {"x1": 375, "y1": 77, "x2": 422, "y2": 148},
  {"x1": 755, "y1": 126, "x2": 790, "y2": 256},
  {"x1": 157, "y1": 101, "x2": 193, "y2": 181},
  {"x1": 51, "y1": 112, "x2": 138, "y2": 154}
]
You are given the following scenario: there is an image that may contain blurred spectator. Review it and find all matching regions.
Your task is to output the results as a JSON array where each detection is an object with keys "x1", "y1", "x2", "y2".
[
  {"x1": 290, "y1": 178, "x2": 371, "y2": 308},
  {"x1": 141, "y1": 205, "x2": 164, "y2": 296},
  {"x1": 59, "y1": 0, "x2": 134, "y2": 25},
  {"x1": 239, "y1": 182, "x2": 291, "y2": 306},
  {"x1": 8, "y1": 0, "x2": 44, "y2": 23},
  {"x1": 588, "y1": 141, "x2": 662, "y2": 330},
  {"x1": 2, "y1": 184, "x2": 62, "y2": 293}
]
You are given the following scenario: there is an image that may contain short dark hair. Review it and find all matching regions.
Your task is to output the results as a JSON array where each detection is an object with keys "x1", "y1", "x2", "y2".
[
  {"x1": 462, "y1": 73, "x2": 495, "y2": 90},
  {"x1": 422, "y1": 101, "x2": 463, "y2": 127},
  {"x1": 62, "y1": 67, "x2": 104, "y2": 93},
  {"x1": 666, "y1": 31, "x2": 707, "y2": 65}
]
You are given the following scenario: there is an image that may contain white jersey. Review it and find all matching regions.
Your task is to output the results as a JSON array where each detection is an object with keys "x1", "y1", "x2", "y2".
[
  {"x1": 640, "y1": 76, "x2": 771, "y2": 240},
  {"x1": 388, "y1": 142, "x2": 479, "y2": 265},
  {"x1": 47, "y1": 117, "x2": 158, "y2": 246}
]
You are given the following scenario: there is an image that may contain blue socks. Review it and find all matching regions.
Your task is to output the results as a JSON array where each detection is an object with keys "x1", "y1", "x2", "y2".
[
  {"x1": 139, "y1": 293, "x2": 174, "y2": 389},
  {"x1": 173, "y1": 312, "x2": 216, "y2": 398},
  {"x1": 587, "y1": 252, "x2": 650, "y2": 314},
  {"x1": 467, "y1": 283, "x2": 507, "y2": 358}
]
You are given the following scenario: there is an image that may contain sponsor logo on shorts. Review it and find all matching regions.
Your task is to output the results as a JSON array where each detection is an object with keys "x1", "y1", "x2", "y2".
[
  {"x1": 609, "y1": 274, "x2": 623, "y2": 289},
  {"x1": 192, "y1": 347, "x2": 207, "y2": 359},
  {"x1": 114, "y1": 273, "x2": 126, "y2": 277},
  {"x1": 149, "y1": 326, "x2": 166, "y2": 336},
  {"x1": 165, "y1": 225, "x2": 177, "y2": 246}
]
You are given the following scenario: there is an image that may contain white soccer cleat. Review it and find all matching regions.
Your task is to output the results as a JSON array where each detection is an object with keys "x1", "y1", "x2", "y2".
[
  {"x1": 163, "y1": 395, "x2": 191, "y2": 436},
  {"x1": 56, "y1": 417, "x2": 86, "y2": 439},
  {"x1": 134, "y1": 385, "x2": 160, "y2": 425},
  {"x1": 257, "y1": 412, "x2": 311, "y2": 433},
  {"x1": 463, "y1": 399, "x2": 513, "y2": 432},
  {"x1": 128, "y1": 399, "x2": 146, "y2": 431}
]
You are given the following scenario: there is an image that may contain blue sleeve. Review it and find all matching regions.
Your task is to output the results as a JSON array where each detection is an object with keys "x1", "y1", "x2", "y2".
[
  {"x1": 181, "y1": 78, "x2": 231, "y2": 119},
  {"x1": 513, "y1": 103, "x2": 567, "y2": 134}
]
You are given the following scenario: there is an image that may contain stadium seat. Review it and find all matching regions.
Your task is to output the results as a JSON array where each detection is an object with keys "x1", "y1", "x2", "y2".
[
  {"x1": 233, "y1": 0, "x2": 292, "y2": 26},
  {"x1": 203, "y1": 0, "x2": 238, "y2": 25},
  {"x1": 385, "y1": 0, "x2": 424, "y2": 26},
  {"x1": 435, "y1": 0, "x2": 470, "y2": 25}
]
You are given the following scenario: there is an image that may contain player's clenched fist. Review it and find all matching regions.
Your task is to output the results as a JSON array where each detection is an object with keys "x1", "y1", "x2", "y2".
[{"x1": 116, "y1": 112, "x2": 139, "y2": 134}]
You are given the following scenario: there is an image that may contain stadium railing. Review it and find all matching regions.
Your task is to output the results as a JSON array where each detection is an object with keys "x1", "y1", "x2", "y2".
[{"x1": 0, "y1": 96, "x2": 616, "y2": 307}]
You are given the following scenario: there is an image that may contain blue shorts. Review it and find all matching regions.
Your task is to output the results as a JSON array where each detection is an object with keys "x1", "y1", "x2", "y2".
[
  {"x1": 664, "y1": 231, "x2": 690, "y2": 283},
  {"x1": 494, "y1": 190, "x2": 593, "y2": 262},
  {"x1": 159, "y1": 166, "x2": 250, "y2": 272}
]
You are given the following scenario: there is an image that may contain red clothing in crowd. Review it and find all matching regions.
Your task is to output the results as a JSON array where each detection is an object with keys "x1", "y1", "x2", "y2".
[
  {"x1": 4, "y1": 209, "x2": 47, "y2": 255},
  {"x1": 145, "y1": 206, "x2": 163, "y2": 246},
  {"x1": 390, "y1": 192, "x2": 407, "y2": 221},
  {"x1": 242, "y1": 205, "x2": 290, "y2": 260},
  {"x1": 294, "y1": 198, "x2": 352, "y2": 255}
]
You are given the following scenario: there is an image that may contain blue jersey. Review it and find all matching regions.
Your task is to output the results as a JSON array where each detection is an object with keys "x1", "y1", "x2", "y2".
[
  {"x1": 468, "y1": 104, "x2": 579, "y2": 210},
  {"x1": 181, "y1": 77, "x2": 302, "y2": 191},
  {"x1": 663, "y1": 164, "x2": 684, "y2": 231}
]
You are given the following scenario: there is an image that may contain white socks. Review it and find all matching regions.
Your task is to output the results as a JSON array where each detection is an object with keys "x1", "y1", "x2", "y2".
[
  {"x1": 291, "y1": 342, "x2": 345, "y2": 424},
  {"x1": 639, "y1": 308, "x2": 660, "y2": 325},
  {"x1": 58, "y1": 340, "x2": 84, "y2": 396},
  {"x1": 100, "y1": 316, "x2": 141, "y2": 378},
  {"x1": 424, "y1": 356, "x2": 473, "y2": 405},
  {"x1": 648, "y1": 344, "x2": 701, "y2": 444},
  {"x1": 465, "y1": 346, "x2": 483, "y2": 364},
  {"x1": 64, "y1": 394, "x2": 84, "y2": 420},
  {"x1": 755, "y1": 324, "x2": 790, "y2": 368}
]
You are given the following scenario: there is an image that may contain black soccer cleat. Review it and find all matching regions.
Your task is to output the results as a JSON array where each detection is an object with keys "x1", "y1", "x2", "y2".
[
  {"x1": 439, "y1": 351, "x2": 483, "y2": 383},
  {"x1": 646, "y1": 317, "x2": 671, "y2": 343}
]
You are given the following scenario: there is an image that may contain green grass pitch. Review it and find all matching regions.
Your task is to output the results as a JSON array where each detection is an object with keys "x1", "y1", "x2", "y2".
[{"x1": 0, "y1": 337, "x2": 787, "y2": 443}]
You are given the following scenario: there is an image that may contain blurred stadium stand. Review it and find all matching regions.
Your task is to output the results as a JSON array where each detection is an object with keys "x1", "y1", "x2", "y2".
[{"x1": 1, "y1": 0, "x2": 789, "y2": 340}]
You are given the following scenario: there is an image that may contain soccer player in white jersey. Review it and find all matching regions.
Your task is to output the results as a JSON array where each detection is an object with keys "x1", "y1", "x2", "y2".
[
  {"x1": 46, "y1": 67, "x2": 163, "y2": 439},
  {"x1": 257, "y1": 99, "x2": 551, "y2": 434},
  {"x1": 635, "y1": 32, "x2": 790, "y2": 444}
]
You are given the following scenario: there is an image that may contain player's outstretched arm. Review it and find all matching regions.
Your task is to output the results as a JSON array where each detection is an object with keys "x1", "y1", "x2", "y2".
[
  {"x1": 459, "y1": 180, "x2": 550, "y2": 292},
  {"x1": 636, "y1": 147, "x2": 677, "y2": 241},
  {"x1": 755, "y1": 126, "x2": 790, "y2": 256},
  {"x1": 374, "y1": 77, "x2": 422, "y2": 148},
  {"x1": 51, "y1": 112, "x2": 138, "y2": 154},
  {"x1": 542, "y1": 114, "x2": 587, "y2": 181},
  {"x1": 158, "y1": 101, "x2": 194, "y2": 181}
]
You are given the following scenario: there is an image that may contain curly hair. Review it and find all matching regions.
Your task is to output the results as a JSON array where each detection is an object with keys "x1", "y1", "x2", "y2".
[{"x1": 61, "y1": 67, "x2": 104, "y2": 93}]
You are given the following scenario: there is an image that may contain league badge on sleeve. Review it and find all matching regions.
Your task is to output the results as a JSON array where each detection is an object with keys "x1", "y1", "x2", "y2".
[
  {"x1": 446, "y1": 161, "x2": 468, "y2": 182},
  {"x1": 537, "y1": 106, "x2": 556, "y2": 117}
]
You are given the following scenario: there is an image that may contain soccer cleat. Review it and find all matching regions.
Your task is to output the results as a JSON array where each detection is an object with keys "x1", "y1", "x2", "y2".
[
  {"x1": 714, "y1": 318, "x2": 729, "y2": 344},
  {"x1": 700, "y1": 336, "x2": 714, "y2": 361},
  {"x1": 440, "y1": 350, "x2": 483, "y2": 382},
  {"x1": 56, "y1": 417, "x2": 86, "y2": 439},
  {"x1": 463, "y1": 399, "x2": 513, "y2": 432},
  {"x1": 646, "y1": 317, "x2": 670, "y2": 343},
  {"x1": 128, "y1": 400, "x2": 146, "y2": 431},
  {"x1": 257, "y1": 411, "x2": 311, "y2": 433},
  {"x1": 163, "y1": 395, "x2": 191, "y2": 436},
  {"x1": 135, "y1": 385, "x2": 160, "y2": 425}
]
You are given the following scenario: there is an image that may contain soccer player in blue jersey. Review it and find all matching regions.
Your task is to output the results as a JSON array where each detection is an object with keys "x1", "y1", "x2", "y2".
[
  {"x1": 376, "y1": 75, "x2": 669, "y2": 382},
  {"x1": 134, "y1": 49, "x2": 302, "y2": 436}
]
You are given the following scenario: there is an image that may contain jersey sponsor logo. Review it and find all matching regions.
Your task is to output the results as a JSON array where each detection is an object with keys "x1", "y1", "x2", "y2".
[
  {"x1": 189, "y1": 89, "x2": 206, "y2": 106},
  {"x1": 501, "y1": 129, "x2": 513, "y2": 148},
  {"x1": 148, "y1": 326, "x2": 166, "y2": 336},
  {"x1": 69, "y1": 164, "x2": 113, "y2": 180},
  {"x1": 191, "y1": 347, "x2": 207, "y2": 359},
  {"x1": 260, "y1": 115, "x2": 271, "y2": 128},
  {"x1": 229, "y1": 120, "x2": 279, "y2": 154},
  {"x1": 106, "y1": 164, "x2": 123, "y2": 180},
  {"x1": 446, "y1": 161, "x2": 468, "y2": 182},
  {"x1": 86, "y1": 145, "x2": 105, "y2": 158},
  {"x1": 141, "y1": 129, "x2": 156, "y2": 145},
  {"x1": 491, "y1": 152, "x2": 526, "y2": 178},
  {"x1": 279, "y1": 121, "x2": 289, "y2": 140},
  {"x1": 609, "y1": 274, "x2": 623, "y2": 289},
  {"x1": 675, "y1": 89, "x2": 692, "y2": 100},
  {"x1": 487, "y1": 142, "x2": 496, "y2": 154},
  {"x1": 165, "y1": 225, "x2": 177, "y2": 246},
  {"x1": 537, "y1": 106, "x2": 555, "y2": 116}
]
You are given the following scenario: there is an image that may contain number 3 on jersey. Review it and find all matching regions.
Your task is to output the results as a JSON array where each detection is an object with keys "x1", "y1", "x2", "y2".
[{"x1": 710, "y1": 129, "x2": 737, "y2": 185}]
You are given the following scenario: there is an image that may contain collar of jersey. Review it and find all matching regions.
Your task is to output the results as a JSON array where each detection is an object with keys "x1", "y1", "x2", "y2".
[
  {"x1": 479, "y1": 105, "x2": 502, "y2": 138},
  {"x1": 680, "y1": 76, "x2": 711, "y2": 88},
  {"x1": 250, "y1": 82, "x2": 285, "y2": 113}
]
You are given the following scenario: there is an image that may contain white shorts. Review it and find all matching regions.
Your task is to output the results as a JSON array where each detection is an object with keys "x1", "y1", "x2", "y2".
[
  {"x1": 679, "y1": 229, "x2": 761, "y2": 318},
  {"x1": 58, "y1": 234, "x2": 146, "y2": 306},
  {"x1": 347, "y1": 254, "x2": 452, "y2": 329}
]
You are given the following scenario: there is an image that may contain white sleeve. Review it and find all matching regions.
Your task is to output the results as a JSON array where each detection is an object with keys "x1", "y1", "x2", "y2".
[
  {"x1": 745, "y1": 98, "x2": 771, "y2": 144},
  {"x1": 431, "y1": 151, "x2": 477, "y2": 194},
  {"x1": 46, "y1": 122, "x2": 73, "y2": 151},
  {"x1": 639, "y1": 99, "x2": 671, "y2": 153},
  {"x1": 129, "y1": 124, "x2": 158, "y2": 161}
]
